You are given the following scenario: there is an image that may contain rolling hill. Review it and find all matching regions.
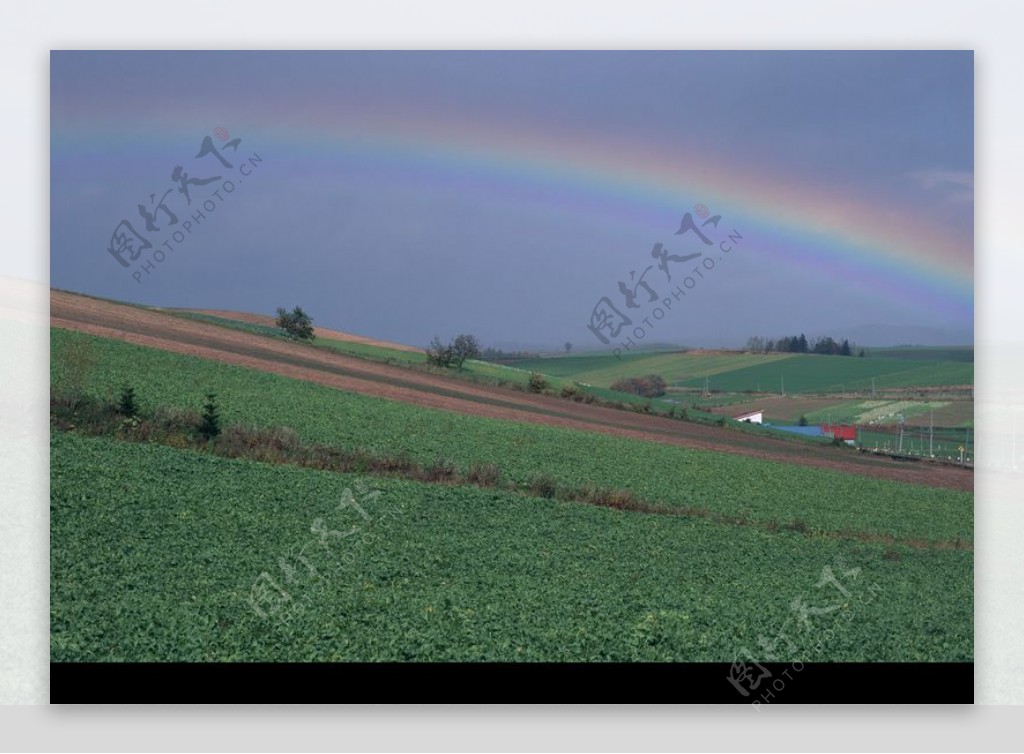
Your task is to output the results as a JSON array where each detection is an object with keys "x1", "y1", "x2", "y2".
[{"x1": 49, "y1": 288, "x2": 974, "y2": 664}]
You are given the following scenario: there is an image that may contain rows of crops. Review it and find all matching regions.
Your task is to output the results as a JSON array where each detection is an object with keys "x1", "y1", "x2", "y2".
[
  {"x1": 867, "y1": 346, "x2": 974, "y2": 362},
  {"x1": 173, "y1": 310, "x2": 555, "y2": 387},
  {"x1": 175, "y1": 311, "x2": 976, "y2": 426},
  {"x1": 674, "y1": 355, "x2": 974, "y2": 393},
  {"x1": 52, "y1": 329, "x2": 973, "y2": 542},
  {"x1": 51, "y1": 432, "x2": 973, "y2": 662},
  {"x1": 505, "y1": 350, "x2": 686, "y2": 379},
  {"x1": 171, "y1": 311, "x2": 287, "y2": 340},
  {"x1": 509, "y1": 351, "x2": 793, "y2": 388},
  {"x1": 510, "y1": 350, "x2": 973, "y2": 394},
  {"x1": 799, "y1": 399, "x2": 955, "y2": 426}
]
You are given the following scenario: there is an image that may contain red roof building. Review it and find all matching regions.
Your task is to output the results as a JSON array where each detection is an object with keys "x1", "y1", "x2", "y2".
[{"x1": 821, "y1": 423, "x2": 857, "y2": 441}]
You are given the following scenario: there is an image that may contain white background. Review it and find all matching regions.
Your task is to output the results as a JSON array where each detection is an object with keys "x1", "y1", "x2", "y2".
[{"x1": 2, "y1": 0, "x2": 1022, "y2": 749}]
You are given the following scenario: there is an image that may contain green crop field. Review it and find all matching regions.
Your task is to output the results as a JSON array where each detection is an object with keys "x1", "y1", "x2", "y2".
[
  {"x1": 504, "y1": 350, "x2": 682, "y2": 380},
  {"x1": 51, "y1": 432, "x2": 972, "y2": 662},
  {"x1": 509, "y1": 351, "x2": 795, "y2": 388},
  {"x1": 867, "y1": 346, "x2": 974, "y2": 362},
  {"x1": 800, "y1": 399, "x2": 959, "y2": 426},
  {"x1": 674, "y1": 355, "x2": 974, "y2": 394},
  {"x1": 317, "y1": 338, "x2": 426, "y2": 363},
  {"x1": 52, "y1": 329, "x2": 972, "y2": 542},
  {"x1": 170, "y1": 311, "x2": 286, "y2": 340},
  {"x1": 510, "y1": 350, "x2": 973, "y2": 394}
]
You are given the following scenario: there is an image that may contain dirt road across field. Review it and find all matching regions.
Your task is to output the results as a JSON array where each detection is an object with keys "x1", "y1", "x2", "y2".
[{"x1": 51, "y1": 290, "x2": 973, "y2": 492}]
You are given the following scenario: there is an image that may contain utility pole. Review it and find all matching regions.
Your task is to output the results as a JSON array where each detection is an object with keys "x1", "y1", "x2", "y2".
[
  {"x1": 898, "y1": 414, "x2": 905, "y2": 454},
  {"x1": 871, "y1": 378, "x2": 876, "y2": 398},
  {"x1": 781, "y1": 375, "x2": 785, "y2": 396}
]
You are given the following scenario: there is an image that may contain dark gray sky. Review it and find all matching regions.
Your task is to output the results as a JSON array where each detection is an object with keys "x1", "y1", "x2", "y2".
[{"x1": 51, "y1": 51, "x2": 973, "y2": 349}]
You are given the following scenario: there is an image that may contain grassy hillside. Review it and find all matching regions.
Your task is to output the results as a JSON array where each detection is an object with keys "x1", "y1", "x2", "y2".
[
  {"x1": 509, "y1": 350, "x2": 973, "y2": 394},
  {"x1": 509, "y1": 351, "x2": 794, "y2": 388},
  {"x1": 171, "y1": 311, "x2": 584, "y2": 395},
  {"x1": 800, "y1": 399, "x2": 968, "y2": 426},
  {"x1": 673, "y1": 355, "x2": 973, "y2": 393},
  {"x1": 52, "y1": 328, "x2": 972, "y2": 542},
  {"x1": 867, "y1": 346, "x2": 974, "y2": 362},
  {"x1": 51, "y1": 432, "x2": 973, "y2": 662}
]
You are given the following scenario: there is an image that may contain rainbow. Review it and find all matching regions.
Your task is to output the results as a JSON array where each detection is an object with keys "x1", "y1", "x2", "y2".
[{"x1": 52, "y1": 103, "x2": 973, "y2": 317}]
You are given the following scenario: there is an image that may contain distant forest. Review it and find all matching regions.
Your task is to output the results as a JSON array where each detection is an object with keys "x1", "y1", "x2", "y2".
[{"x1": 745, "y1": 335, "x2": 862, "y2": 356}]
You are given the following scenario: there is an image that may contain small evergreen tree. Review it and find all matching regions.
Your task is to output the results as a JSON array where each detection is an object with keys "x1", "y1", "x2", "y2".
[
  {"x1": 117, "y1": 385, "x2": 139, "y2": 418},
  {"x1": 199, "y1": 392, "x2": 221, "y2": 440}
]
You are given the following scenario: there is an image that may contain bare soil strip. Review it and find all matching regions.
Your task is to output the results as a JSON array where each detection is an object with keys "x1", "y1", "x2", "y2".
[{"x1": 51, "y1": 290, "x2": 973, "y2": 492}]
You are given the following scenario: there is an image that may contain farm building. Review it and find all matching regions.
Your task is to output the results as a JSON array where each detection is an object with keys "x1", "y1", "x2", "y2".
[
  {"x1": 733, "y1": 409, "x2": 763, "y2": 424},
  {"x1": 822, "y1": 424, "x2": 857, "y2": 444}
]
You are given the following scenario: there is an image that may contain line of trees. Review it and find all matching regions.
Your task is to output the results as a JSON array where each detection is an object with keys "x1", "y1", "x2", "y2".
[
  {"x1": 426, "y1": 334, "x2": 481, "y2": 371},
  {"x1": 746, "y1": 334, "x2": 863, "y2": 357}
]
